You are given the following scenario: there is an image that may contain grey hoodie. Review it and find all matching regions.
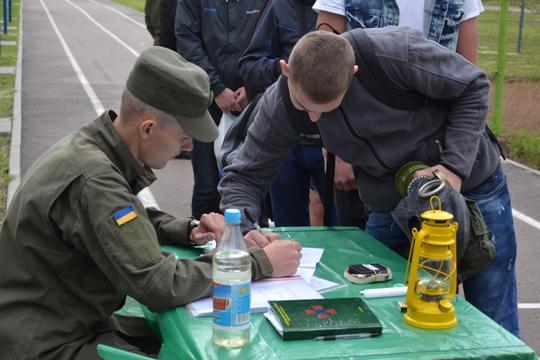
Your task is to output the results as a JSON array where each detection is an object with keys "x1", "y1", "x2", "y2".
[{"x1": 219, "y1": 27, "x2": 498, "y2": 231}]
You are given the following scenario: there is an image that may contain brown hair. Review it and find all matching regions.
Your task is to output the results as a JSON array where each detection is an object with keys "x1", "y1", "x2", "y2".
[
  {"x1": 288, "y1": 31, "x2": 355, "y2": 103},
  {"x1": 120, "y1": 87, "x2": 177, "y2": 129}
]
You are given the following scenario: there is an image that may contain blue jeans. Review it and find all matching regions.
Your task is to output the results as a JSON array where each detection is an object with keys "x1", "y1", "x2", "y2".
[
  {"x1": 365, "y1": 168, "x2": 519, "y2": 337},
  {"x1": 190, "y1": 103, "x2": 221, "y2": 219},
  {"x1": 269, "y1": 145, "x2": 336, "y2": 226}
]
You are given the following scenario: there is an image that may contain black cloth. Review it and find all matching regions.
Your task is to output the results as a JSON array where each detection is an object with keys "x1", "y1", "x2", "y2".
[
  {"x1": 159, "y1": 0, "x2": 177, "y2": 50},
  {"x1": 175, "y1": 0, "x2": 262, "y2": 96}
]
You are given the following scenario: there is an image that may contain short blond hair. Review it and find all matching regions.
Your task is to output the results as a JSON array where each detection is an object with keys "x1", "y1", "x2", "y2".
[{"x1": 288, "y1": 31, "x2": 355, "y2": 103}]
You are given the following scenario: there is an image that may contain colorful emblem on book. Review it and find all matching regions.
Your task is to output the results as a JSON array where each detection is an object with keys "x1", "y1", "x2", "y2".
[{"x1": 304, "y1": 305, "x2": 337, "y2": 319}]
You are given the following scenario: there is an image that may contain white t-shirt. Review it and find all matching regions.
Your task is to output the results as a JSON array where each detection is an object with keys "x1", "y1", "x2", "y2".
[{"x1": 313, "y1": 0, "x2": 484, "y2": 32}]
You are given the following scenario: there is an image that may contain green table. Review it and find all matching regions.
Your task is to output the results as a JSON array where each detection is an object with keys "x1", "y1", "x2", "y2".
[{"x1": 115, "y1": 227, "x2": 537, "y2": 360}]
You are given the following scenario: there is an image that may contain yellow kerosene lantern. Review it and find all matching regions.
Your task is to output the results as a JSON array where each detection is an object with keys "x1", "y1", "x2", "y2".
[{"x1": 404, "y1": 196, "x2": 458, "y2": 329}]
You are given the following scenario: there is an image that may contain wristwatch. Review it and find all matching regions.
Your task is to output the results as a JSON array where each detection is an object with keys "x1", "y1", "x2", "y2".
[{"x1": 187, "y1": 219, "x2": 200, "y2": 246}]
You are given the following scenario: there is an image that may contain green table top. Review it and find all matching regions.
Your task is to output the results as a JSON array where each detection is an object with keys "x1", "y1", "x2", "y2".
[{"x1": 120, "y1": 227, "x2": 537, "y2": 360}]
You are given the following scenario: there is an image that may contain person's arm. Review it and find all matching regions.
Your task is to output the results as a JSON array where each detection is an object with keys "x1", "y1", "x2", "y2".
[
  {"x1": 145, "y1": 207, "x2": 225, "y2": 246},
  {"x1": 401, "y1": 29, "x2": 490, "y2": 182},
  {"x1": 54, "y1": 172, "x2": 284, "y2": 312},
  {"x1": 456, "y1": 17, "x2": 478, "y2": 65},
  {"x1": 239, "y1": 3, "x2": 282, "y2": 92},
  {"x1": 219, "y1": 82, "x2": 300, "y2": 232},
  {"x1": 316, "y1": 10, "x2": 346, "y2": 33},
  {"x1": 175, "y1": 0, "x2": 225, "y2": 96}
]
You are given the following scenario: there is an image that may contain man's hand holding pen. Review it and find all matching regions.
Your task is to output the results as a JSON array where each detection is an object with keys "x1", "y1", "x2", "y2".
[{"x1": 244, "y1": 230, "x2": 280, "y2": 248}]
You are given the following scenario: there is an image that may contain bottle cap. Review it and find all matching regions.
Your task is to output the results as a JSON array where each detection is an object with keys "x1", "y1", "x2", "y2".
[{"x1": 224, "y1": 209, "x2": 241, "y2": 224}]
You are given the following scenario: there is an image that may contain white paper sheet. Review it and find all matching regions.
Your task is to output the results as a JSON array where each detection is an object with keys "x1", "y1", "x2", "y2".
[
  {"x1": 310, "y1": 276, "x2": 346, "y2": 293},
  {"x1": 186, "y1": 276, "x2": 323, "y2": 317},
  {"x1": 299, "y1": 247, "x2": 324, "y2": 269}
]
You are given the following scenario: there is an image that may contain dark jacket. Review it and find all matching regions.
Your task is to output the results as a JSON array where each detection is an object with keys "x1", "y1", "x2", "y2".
[
  {"x1": 159, "y1": 0, "x2": 177, "y2": 50},
  {"x1": 0, "y1": 112, "x2": 272, "y2": 359},
  {"x1": 239, "y1": 0, "x2": 316, "y2": 94},
  {"x1": 219, "y1": 28, "x2": 497, "y2": 231},
  {"x1": 175, "y1": 0, "x2": 262, "y2": 96}
]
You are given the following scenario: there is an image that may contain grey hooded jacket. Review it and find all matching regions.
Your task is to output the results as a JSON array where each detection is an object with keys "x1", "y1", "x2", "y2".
[{"x1": 219, "y1": 27, "x2": 498, "y2": 231}]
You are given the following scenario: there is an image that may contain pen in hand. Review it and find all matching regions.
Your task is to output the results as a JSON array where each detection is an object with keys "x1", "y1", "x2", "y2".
[{"x1": 244, "y1": 208, "x2": 264, "y2": 234}]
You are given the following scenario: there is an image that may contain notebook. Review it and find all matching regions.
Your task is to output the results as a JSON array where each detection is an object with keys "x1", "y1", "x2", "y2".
[{"x1": 265, "y1": 297, "x2": 382, "y2": 340}]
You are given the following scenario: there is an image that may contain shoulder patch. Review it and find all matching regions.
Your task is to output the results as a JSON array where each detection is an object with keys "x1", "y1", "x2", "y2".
[{"x1": 113, "y1": 205, "x2": 137, "y2": 226}]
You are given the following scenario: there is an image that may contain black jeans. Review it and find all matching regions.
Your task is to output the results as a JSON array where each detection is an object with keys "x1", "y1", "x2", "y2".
[{"x1": 190, "y1": 103, "x2": 221, "y2": 219}]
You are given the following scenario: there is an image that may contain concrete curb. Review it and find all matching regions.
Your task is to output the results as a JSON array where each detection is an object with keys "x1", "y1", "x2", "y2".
[
  {"x1": 7, "y1": 0, "x2": 23, "y2": 206},
  {"x1": 503, "y1": 159, "x2": 540, "y2": 177}
]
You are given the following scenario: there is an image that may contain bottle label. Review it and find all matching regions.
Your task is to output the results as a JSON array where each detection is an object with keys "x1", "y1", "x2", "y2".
[{"x1": 213, "y1": 281, "x2": 251, "y2": 327}]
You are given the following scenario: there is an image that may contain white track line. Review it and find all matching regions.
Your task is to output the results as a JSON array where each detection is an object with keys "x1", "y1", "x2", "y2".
[
  {"x1": 64, "y1": 0, "x2": 140, "y2": 57},
  {"x1": 39, "y1": 0, "x2": 104, "y2": 115},
  {"x1": 512, "y1": 209, "x2": 540, "y2": 231},
  {"x1": 86, "y1": 0, "x2": 146, "y2": 29},
  {"x1": 38, "y1": 0, "x2": 157, "y2": 208},
  {"x1": 518, "y1": 303, "x2": 540, "y2": 309}
]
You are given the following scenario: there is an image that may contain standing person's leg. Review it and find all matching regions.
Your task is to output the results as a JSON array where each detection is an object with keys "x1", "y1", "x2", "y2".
[
  {"x1": 462, "y1": 167, "x2": 519, "y2": 337},
  {"x1": 364, "y1": 212, "x2": 409, "y2": 258},
  {"x1": 335, "y1": 189, "x2": 368, "y2": 229},
  {"x1": 306, "y1": 145, "x2": 337, "y2": 226},
  {"x1": 190, "y1": 103, "x2": 221, "y2": 219},
  {"x1": 269, "y1": 146, "x2": 311, "y2": 226}
]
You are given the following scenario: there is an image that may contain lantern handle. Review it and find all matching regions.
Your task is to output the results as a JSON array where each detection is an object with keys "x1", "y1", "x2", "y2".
[{"x1": 429, "y1": 196, "x2": 442, "y2": 211}]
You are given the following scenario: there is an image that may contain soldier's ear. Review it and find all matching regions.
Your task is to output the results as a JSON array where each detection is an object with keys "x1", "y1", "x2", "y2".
[{"x1": 139, "y1": 119, "x2": 157, "y2": 139}]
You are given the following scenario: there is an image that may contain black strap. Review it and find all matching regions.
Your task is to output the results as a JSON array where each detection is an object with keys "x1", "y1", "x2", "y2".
[
  {"x1": 349, "y1": 30, "x2": 428, "y2": 111},
  {"x1": 323, "y1": 152, "x2": 335, "y2": 226},
  {"x1": 278, "y1": 77, "x2": 320, "y2": 142},
  {"x1": 316, "y1": 22, "x2": 341, "y2": 34}
]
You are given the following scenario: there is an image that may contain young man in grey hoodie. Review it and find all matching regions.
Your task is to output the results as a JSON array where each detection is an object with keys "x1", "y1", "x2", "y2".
[{"x1": 219, "y1": 29, "x2": 519, "y2": 337}]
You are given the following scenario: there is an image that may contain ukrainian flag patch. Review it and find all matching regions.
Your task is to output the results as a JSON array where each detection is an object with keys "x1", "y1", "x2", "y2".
[{"x1": 113, "y1": 205, "x2": 137, "y2": 226}]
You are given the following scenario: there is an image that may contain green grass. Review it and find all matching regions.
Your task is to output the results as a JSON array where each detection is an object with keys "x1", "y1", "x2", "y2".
[
  {"x1": 0, "y1": 75, "x2": 15, "y2": 118},
  {"x1": 0, "y1": 136, "x2": 10, "y2": 222},
  {"x1": 478, "y1": 10, "x2": 540, "y2": 81},
  {"x1": 502, "y1": 132, "x2": 540, "y2": 169},
  {"x1": 111, "y1": 0, "x2": 145, "y2": 12}
]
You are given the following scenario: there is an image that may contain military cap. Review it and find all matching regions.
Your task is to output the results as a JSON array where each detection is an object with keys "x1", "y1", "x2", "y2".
[{"x1": 126, "y1": 46, "x2": 218, "y2": 142}]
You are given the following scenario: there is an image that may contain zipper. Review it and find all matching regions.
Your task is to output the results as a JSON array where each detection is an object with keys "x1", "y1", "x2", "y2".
[
  {"x1": 434, "y1": 139, "x2": 444, "y2": 154},
  {"x1": 339, "y1": 108, "x2": 391, "y2": 170}
]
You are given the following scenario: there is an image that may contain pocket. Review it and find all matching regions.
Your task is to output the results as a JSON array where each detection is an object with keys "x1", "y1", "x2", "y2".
[
  {"x1": 457, "y1": 198, "x2": 496, "y2": 282},
  {"x1": 463, "y1": 169, "x2": 505, "y2": 201}
]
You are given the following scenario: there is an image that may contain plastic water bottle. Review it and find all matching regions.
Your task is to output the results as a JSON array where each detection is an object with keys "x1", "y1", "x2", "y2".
[{"x1": 212, "y1": 209, "x2": 251, "y2": 347}]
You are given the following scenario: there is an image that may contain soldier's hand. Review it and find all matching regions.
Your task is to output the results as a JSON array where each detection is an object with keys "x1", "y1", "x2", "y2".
[
  {"x1": 244, "y1": 230, "x2": 280, "y2": 248},
  {"x1": 215, "y1": 88, "x2": 241, "y2": 113},
  {"x1": 414, "y1": 164, "x2": 462, "y2": 192},
  {"x1": 263, "y1": 240, "x2": 302, "y2": 277},
  {"x1": 189, "y1": 212, "x2": 225, "y2": 246}
]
